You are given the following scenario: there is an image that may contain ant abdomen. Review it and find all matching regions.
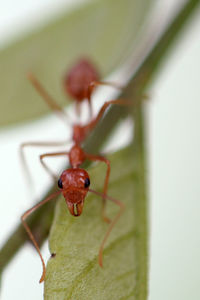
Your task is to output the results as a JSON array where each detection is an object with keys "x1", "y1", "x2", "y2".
[{"x1": 64, "y1": 58, "x2": 99, "y2": 102}]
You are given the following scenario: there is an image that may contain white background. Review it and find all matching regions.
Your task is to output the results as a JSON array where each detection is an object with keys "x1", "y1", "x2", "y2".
[{"x1": 0, "y1": 1, "x2": 200, "y2": 299}]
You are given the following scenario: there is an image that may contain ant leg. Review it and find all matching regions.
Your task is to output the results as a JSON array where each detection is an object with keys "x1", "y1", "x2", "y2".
[
  {"x1": 21, "y1": 190, "x2": 62, "y2": 283},
  {"x1": 27, "y1": 73, "x2": 72, "y2": 126},
  {"x1": 40, "y1": 151, "x2": 69, "y2": 181},
  {"x1": 88, "y1": 189, "x2": 125, "y2": 267},
  {"x1": 85, "y1": 153, "x2": 111, "y2": 223},
  {"x1": 87, "y1": 81, "x2": 123, "y2": 102},
  {"x1": 20, "y1": 140, "x2": 70, "y2": 192},
  {"x1": 75, "y1": 101, "x2": 81, "y2": 117},
  {"x1": 84, "y1": 98, "x2": 132, "y2": 135},
  {"x1": 87, "y1": 81, "x2": 123, "y2": 117}
]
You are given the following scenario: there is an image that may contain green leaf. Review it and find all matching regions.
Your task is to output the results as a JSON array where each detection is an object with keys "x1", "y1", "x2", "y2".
[
  {"x1": 0, "y1": 0, "x2": 152, "y2": 127},
  {"x1": 45, "y1": 112, "x2": 147, "y2": 299}
]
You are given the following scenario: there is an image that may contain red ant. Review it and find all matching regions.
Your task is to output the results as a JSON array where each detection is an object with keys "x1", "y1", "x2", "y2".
[{"x1": 20, "y1": 60, "x2": 130, "y2": 283}]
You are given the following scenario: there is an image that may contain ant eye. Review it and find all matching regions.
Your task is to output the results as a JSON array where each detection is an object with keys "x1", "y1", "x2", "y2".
[
  {"x1": 58, "y1": 178, "x2": 63, "y2": 189},
  {"x1": 84, "y1": 178, "x2": 90, "y2": 188}
]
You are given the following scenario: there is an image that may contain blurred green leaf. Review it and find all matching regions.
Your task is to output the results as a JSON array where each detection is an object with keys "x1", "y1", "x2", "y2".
[
  {"x1": 45, "y1": 110, "x2": 147, "y2": 299},
  {"x1": 0, "y1": 0, "x2": 152, "y2": 127}
]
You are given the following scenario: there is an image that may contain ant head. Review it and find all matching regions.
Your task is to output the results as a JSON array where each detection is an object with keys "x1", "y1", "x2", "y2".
[{"x1": 58, "y1": 168, "x2": 90, "y2": 216}]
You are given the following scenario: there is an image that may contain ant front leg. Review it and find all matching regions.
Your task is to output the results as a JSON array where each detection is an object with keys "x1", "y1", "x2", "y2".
[
  {"x1": 85, "y1": 153, "x2": 111, "y2": 223},
  {"x1": 87, "y1": 81, "x2": 123, "y2": 102},
  {"x1": 87, "y1": 81, "x2": 123, "y2": 117},
  {"x1": 40, "y1": 151, "x2": 69, "y2": 181},
  {"x1": 21, "y1": 190, "x2": 62, "y2": 283},
  {"x1": 84, "y1": 98, "x2": 132, "y2": 136}
]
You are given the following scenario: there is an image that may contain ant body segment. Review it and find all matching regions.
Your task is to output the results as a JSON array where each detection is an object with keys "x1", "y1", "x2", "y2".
[
  {"x1": 21, "y1": 60, "x2": 130, "y2": 283},
  {"x1": 63, "y1": 58, "x2": 122, "y2": 116}
]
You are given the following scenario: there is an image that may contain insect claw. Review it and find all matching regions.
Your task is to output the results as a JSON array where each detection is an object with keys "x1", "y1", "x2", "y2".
[
  {"x1": 98, "y1": 253, "x2": 103, "y2": 268},
  {"x1": 39, "y1": 272, "x2": 45, "y2": 284}
]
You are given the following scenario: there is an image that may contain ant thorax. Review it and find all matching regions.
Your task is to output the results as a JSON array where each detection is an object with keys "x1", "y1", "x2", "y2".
[{"x1": 69, "y1": 144, "x2": 86, "y2": 168}]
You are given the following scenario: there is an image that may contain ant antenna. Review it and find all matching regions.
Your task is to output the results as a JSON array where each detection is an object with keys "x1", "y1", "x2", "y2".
[{"x1": 27, "y1": 73, "x2": 73, "y2": 127}]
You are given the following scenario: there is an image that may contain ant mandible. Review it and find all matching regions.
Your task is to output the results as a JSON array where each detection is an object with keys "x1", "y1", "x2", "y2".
[{"x1": 20, "y1": 59, "x2": 130, "y2": 283}]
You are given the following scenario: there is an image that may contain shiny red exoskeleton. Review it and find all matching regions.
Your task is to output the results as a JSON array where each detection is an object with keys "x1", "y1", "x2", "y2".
[
  {"x1": 59, "y1": 168, "x2": 90, "y2": 216},
  {"x1": 21, "y1": 60, "x2": 128, "y2": 283}
]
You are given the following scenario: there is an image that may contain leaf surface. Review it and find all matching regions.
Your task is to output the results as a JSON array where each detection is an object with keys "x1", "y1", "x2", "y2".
[{"x1": 45, "y1": 105, "x2": 147, "y2": 299}]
